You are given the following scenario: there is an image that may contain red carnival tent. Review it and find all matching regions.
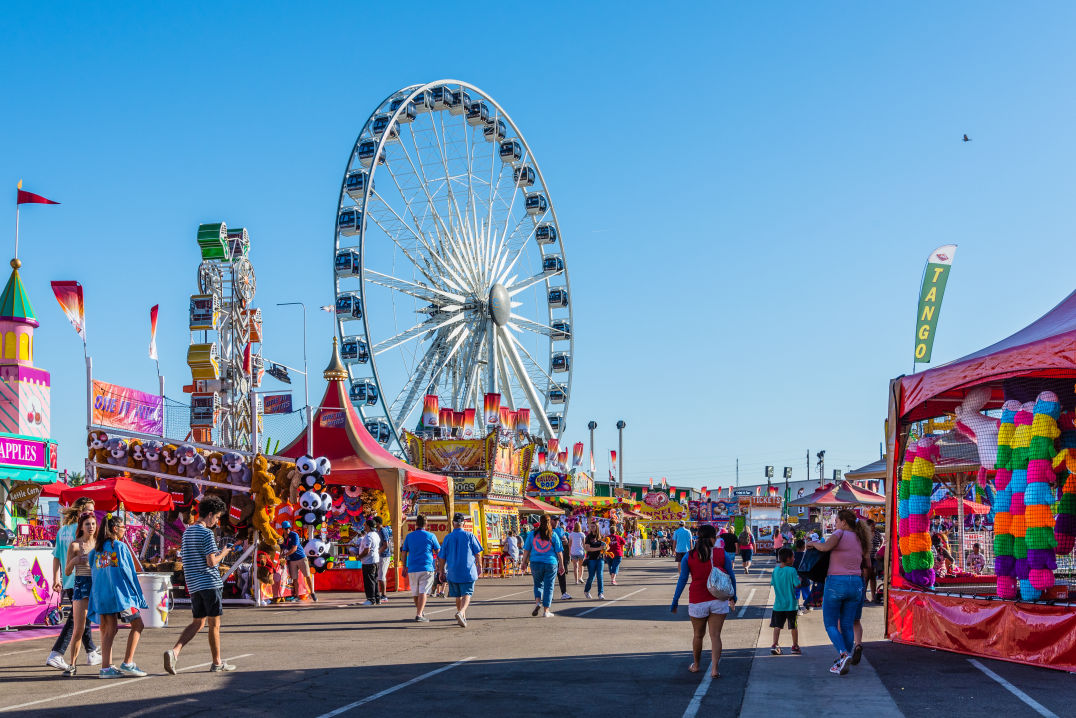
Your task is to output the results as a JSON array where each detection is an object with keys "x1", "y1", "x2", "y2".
[
  {"x1": 278, "y1": 339, "x2": 453, "y2": 585},
  {"x1": 886, "y1": 288, "x2": 1076, "y2": 672},
  {"x1": 928, "y1": 497, "x2": 990, "y2": 517},
  {"x1": 787, "y1": 480, "x2": 886, "y2": 507},
  {"x1": 59, "y1": 478, "x2": 173, "y2": 512},
  {"x1": 520, "y1": 496, "x2": 561, "y2": 514}
]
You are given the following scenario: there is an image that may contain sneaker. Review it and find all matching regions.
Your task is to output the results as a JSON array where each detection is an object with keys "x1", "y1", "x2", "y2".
[
  {"x1": 119, "y1": 662, "x2": 147, "y2": 677},
  {"x1": 791, "y1": 646, "x2": 802, "y2": 655},
  {"x1": 363, "y1": 599, "x2": 374, "y2": 606},
  {"x1": 456, "y1": 612, "x2": 467, "y2": 628},
  {"x1": 46, "y1": 651, "x2": 71, "y2": 671},
  {"x1": 543, "y1": 611, "x2": 555, "y2": 618},
  {"x1": 415, "y1": 615, "x2": 430, "y2": 622},
  {"x1": 599, "y1": 593, "x2": 606, "y2": 600},
  {"x1": 210, "y1": 662, "x2": 236, "y2": 672},
  {"x1": 770, "y1": 646, "x2": 781, "y2": 655},
  {"x1": 63, "y1": 664, "x2": 77, "y2": 677},
  {"x1": 99, "y1": 666, "x2": 123, "y2": 679},
  {"x1": 584, "y1": 592, "x2": 592, "y2": 599},
  {"x1": 561, "y1": 593, "x2": 572, "y2": 600},
  {"x1": 797, "y1": 608, "x2": 806, "y2": 616},
  {"x1": 850, "y1": 644, "x2": 863, "y2": 665},
  {"x1": 87, "y1": 649, "x2": 102, "y2": 666},
  {"x1": 829, "y1": 657, "x2": 844, "y2": 675},
  {"x1": 837, "y1": 653, "x2": 851, "y2": 675},
  {"x1": 311, "y1": 592, "x2": 318, "y2": 602},
  {"x1": 532, "y1": 604, "x2": 542, "y2": 617},
  {"x1": 611, "y1": 579, "x2": 618, "y2": 585},
  {"x1": 380, "y1": 595, "x2": 388, "y2": 602},
  {"x1": 164, "y1": 649, "x2": 178, "y2": 675}
]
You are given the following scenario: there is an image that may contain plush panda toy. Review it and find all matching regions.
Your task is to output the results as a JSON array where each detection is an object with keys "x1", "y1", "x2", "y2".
[
  {"x1": 296, "y1": 455, "x2": 331, "y2": 492},
  {"x1": 298, "y1": 489, "x2": 333, "y2": 527},
  {"x1": 304, "y1": 537, "x2": 330, "y2": 572}
]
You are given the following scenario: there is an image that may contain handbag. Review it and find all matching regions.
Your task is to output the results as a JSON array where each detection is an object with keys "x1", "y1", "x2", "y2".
[
  {"x1": 706, "y1": 550, "x2": 735, "y2": 600},
  {"x1": 798, "y1": 547, "x2": 830, "y2": 583}
]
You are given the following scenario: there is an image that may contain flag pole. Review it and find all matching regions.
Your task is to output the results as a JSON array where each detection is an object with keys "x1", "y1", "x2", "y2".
[{"x1": 14, "y1": 204, "x2": 19, "y2": 261}]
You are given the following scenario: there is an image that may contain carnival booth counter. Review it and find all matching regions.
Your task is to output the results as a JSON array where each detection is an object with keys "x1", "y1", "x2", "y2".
[{"x1": 886, "y1": 288, "x2": 1076, "y2": 672}]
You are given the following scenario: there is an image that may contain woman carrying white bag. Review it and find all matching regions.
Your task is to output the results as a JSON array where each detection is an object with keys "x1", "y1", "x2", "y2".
[{"x1": 670, "y1": 524, "x2": 737, "y2": 678}]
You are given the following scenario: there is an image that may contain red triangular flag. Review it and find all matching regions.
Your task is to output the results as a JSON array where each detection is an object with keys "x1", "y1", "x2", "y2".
[{"x1": 17, "y1": 188, "x2": 60, "y2": 205}]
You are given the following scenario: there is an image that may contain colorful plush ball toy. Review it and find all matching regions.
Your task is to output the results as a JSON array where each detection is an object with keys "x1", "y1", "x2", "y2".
[
  {"x1": 899, "y1": 436, "x2": 938, "y2": 587},
  {"x1": 992, "y1": 400, "x2": 1021, "y2": 599},
  {"x1": 1052, "y1": 411, "x2": 1076, "y2": 556}
]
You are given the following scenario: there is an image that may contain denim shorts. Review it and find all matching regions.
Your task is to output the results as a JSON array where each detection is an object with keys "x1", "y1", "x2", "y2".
[{"x1": 72, "y1": 576, "x2": 92, "y2": 602}]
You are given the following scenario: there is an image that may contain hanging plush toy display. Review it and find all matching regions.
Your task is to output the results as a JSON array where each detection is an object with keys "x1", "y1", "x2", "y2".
[
  {"x1": 1053, "y1": 411, "x2": 1076, "y2": 556},
  {"x1": 1022, "y1": 391, "x2": 1060, "y2": 599},
  {"x1": 293, "y1": 455, "x2": 332, "y2": 529},
  {"x1": 992, "y1": 400, "x2": 1020, "y2": 599}
]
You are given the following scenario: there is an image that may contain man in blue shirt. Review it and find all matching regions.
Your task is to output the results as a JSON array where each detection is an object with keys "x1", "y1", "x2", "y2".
[
  {"x1": 436, "y1": 513, "x2": 483, "y2": 628},
  {"x1": 673, "y1": 520, "x2": 694, "y2": 565},
  {"x1": 400, "y1": 515, "x2": 440, "y2": 622}
]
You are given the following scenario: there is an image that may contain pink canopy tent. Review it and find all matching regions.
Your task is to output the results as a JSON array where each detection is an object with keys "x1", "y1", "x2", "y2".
[
  {"x1": 928, "y1": 497, "x2": 990, "y2": 517},
  {"x1": 787, "y1": 480, "x2": 886, "y2": 507}
]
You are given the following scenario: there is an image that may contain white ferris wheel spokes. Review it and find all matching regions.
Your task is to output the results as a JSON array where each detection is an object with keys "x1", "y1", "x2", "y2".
[{"x1": 333, "y1": 80, "x2": 573, "y2": 451}]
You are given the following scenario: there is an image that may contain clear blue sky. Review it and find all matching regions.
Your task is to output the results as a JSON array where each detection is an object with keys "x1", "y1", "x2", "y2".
[{"x1": 4, "y1": 3, "x2": 1075, "y2": 488}]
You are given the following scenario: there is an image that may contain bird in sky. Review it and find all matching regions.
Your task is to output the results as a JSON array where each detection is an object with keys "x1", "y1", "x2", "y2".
[{"x1": 962, "y1": 134, "x2": 972, "y2": 142}]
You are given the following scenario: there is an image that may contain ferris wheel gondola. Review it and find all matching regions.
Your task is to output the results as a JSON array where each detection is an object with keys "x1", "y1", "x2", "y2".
[{"x1": 332, "y1": 80, "x2": 574, "y2": 450}]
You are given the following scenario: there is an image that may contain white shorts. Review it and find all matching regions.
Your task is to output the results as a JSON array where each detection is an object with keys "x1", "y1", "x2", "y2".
[
  {"x1": 377, "y1": 556, "x2": 391, "y2": 580},
  {"x1": 409, "y1": 571, "x2": 434, "y2": 596},
  {"x1": 688, "y1": 599, "x2": 730, "y2": 619}
]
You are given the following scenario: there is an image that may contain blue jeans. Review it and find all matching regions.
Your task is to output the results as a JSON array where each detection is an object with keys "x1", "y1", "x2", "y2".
[
  {"x1": 531, "y1": 562, "x2": 556, "y2": 608},
  {"x1": 585, "y1": 557, "x2": 605, "y2": 594},
  {"x1": 606, "y1": 556, "x2": 622, "y2": 576},
  {"x1": 822, "y1": 575, "x2": 864, "y2": 654},
  {"x1": 796, "y1": 584, "x2": 811, "y2": 604}
]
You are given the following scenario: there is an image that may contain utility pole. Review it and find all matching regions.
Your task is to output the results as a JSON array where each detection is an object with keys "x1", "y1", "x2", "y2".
[{"x1": 816, "y1": 450, "x2": 826, "y2": 487}]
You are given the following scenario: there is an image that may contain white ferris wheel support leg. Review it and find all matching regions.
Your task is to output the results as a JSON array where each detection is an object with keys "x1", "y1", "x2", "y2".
[
  {"x1": 499, "y1": 325, "x2": 554, "y2": 438},
  {"x1": 487, "y1": 322, "x2": 498, "y2": 395}
]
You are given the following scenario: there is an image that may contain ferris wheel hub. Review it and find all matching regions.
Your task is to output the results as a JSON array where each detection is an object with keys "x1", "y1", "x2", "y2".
[{"x1": 488, "y1": 283, "x2": 510, "y2": 326}]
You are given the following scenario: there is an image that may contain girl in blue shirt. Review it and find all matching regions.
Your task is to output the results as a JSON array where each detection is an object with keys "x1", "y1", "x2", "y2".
[
  {"x1": 521, "y1": 515, "x2": 565, "y2": 618},
  {"x1": 89, "y1": 514, "x2": 148, "y2": 679}
]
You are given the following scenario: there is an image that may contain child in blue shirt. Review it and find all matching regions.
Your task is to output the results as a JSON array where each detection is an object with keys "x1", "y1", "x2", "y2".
[
  {"x1": 770, "y1": 547, "x2": 801, "y2": 655},
  {"x1": 89, "y1": 513, "x2": 148, "y2": 678}
]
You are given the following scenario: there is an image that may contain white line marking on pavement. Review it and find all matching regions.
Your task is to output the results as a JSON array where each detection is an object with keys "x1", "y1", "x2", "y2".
[
  {"x1": 681, "y1": 670, "x2": 713, "y2": 718},
  {"x1": 426, "y1": 590, "x2": 531, "y2": 615},
  {"x1": 315, "y1": 656, "x2": 476, "y2": 718},
  {"x1": 0, "y1": 653, "x2": 253, "y2": 712},
  {"x1": 736, "y1": 588, "x2": 757, "y2": 618},
  {"x1": 577, "y1": 588, "x2": 647, "y2": 616},
  {"x1": 968, "y1": 659, "x2": 1059, "y2": 718},
  {"x1": 0, "y1": 647, "x2": 46, "y2": 658}
]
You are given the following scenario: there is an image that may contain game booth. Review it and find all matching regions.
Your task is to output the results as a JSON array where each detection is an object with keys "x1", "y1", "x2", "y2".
[
  {"x1": 886, "y1": 288, "x2": 1076, "y2": 672},
  {"x1": 278, "y1": 341, "x2": 453, "y2": 593},
  {"x1": 402, "y1": 395, "x2": 538, "y2": 574}
]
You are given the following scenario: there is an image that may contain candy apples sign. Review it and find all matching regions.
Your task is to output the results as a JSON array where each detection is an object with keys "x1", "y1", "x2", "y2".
[{"x1": 643, "y1": 492, "x2": 669, "y2": 508}]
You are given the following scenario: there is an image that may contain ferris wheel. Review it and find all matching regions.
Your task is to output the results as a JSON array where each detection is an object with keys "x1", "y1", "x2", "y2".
[{"x1": 332, "y1": 80, "x2": 573, "y2": 450}]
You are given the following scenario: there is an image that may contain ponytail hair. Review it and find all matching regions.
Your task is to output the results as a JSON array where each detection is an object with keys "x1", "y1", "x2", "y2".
[
  {"x1": 537, "y1": 514, "x2": 552, "y2": 541},
  {"x1": 837, "y1": 508, "x2": 871, "y2": 556},
  {"x1": 95, "y1": 513, "x2": 124, "y2": 552},
  {"x1": 694, "y1": 524, "x2": 717, "y2": 563}
]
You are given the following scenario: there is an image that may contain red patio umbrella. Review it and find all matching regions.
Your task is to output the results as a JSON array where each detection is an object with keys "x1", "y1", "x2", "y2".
[
  {"x1": 928, "y1": 497, "x2": 990, "y2": 517},
  {"x1": 40, "y1": 482, "x2": 69, "y2": 498},
  {"x1": 59, "y1": 478, "x2": 173, "y2": 512}
]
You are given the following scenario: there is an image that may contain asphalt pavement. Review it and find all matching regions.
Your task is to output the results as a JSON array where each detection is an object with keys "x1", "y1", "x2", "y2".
[{"x1": 0, "y1": 556, "x2": 1072, "y2": 717}]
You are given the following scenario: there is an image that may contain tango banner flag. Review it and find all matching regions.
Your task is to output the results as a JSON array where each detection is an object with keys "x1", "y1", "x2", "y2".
[
  {"x1": 50, "y1": 281, "x2": 85, "y2": 341},
  {"x1": 914, "y1": 245, "x2": 957, "y2": 364},
  {"x1": 148, "y1": 304, "x2": 159, "y2": 360}
]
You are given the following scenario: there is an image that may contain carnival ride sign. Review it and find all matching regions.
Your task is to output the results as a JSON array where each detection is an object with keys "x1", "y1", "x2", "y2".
[
  {"x1": 425, "y1": 439, "x2": 487, "y2": 473},
  {"x1": 91, "y1": 380, "x2": 163, "y2": 435},
  {"x1": 0, "y1": 437, "x2": 47, "y2": 471},
  {"x1": 572, "y1": 472, "x2": 594, "y2": 497}
]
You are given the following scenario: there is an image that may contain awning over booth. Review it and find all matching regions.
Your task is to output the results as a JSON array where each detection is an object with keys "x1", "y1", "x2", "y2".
[
  {"x1": 279, "y1": 338, "x2": 451, "y2": 497},
  {"x1": 929, "y1": 496, "x2": 990, "y2": 517},
  {"x1": 788, "y1": 480, "x2": 886, "y2": 507},
  {"x1": 520, "y1": 497, "x2": 561, "y2": 514},
  {"x1": 900, "y1": 288, "x2": 1076, "y2": 420},
  {"x1": 59, "y1": 478, "x2": 173, "y2": 512}
]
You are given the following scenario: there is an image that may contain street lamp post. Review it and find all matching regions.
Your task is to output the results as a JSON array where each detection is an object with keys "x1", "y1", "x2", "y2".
[
  {"x1": 616, "y1": 420, "x2": 626, "y2": 491},
  {"x1": 277, "y1": 302, "x2": 312, "y2": 454},
  {"x1": 587, "y1": 420, "x2": 597, "y2": 476}
]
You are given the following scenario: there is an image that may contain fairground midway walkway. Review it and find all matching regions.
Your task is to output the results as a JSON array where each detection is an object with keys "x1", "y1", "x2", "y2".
[{"x1": 0, "y1": 556, "x2": 1071, "y2": 717}]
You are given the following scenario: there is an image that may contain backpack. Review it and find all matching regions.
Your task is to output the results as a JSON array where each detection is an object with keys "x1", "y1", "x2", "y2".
[
  {"x1": 798, "y1": 547, "x2": 830, "y2": 583},
  {"x1": 706, "y1": 546, "x2": 734, "y2": 600}
]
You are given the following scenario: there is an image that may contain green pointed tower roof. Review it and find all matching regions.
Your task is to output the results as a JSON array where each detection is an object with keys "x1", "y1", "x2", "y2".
[{"x1": 0, "y1": 259, "x2": 39, "y2": 326}]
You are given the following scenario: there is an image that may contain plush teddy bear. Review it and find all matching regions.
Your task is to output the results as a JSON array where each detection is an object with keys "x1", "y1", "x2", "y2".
[
  {"x1": 206, "y1": 452, "x2": 227, "y2": 483},
  {"x1": 176, "y1": 444, "x2": 207, "y2": 482},
  {"x1": 228, "y1": 493, "x2": 255, "y2": 541},
  {"x1": 223, "y1": 452, "x2": 252, "y2": 487},
  {"x1": 106, "y1": 438, "x2": 129, "y2": 467},
  {"x1": 87, "y1": 431, "x2": 110, "y2": 464},
  {"x1": 250, "y1": 456, "x2": 283, "y2": 552},
  {"x1": 161, "y1": 444, "x2": 180, "y2": 475},
  {"x1": 142, "y1": 440, "x2": 164, "y2": 474},
  {"x1": 272, "y1": 461, "x2": 301, "y2": 503},
  {"x1": 296, "y1": 454, "x2": 331, "y2": 493},
  {"x1": 298, "y1": 489, "x2": 332, "y2": 527},
  {"x1": 304, "y1": 537, "x2": 330, "y2": 572},
  {"x1": 126, "y1": 440, "x2": 145, "y2": 470}
]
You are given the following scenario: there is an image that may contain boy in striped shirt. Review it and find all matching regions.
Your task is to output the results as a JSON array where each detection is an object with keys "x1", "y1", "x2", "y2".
[{"x1": 165, "y1": 496, "x2": 236, "y2": 674}]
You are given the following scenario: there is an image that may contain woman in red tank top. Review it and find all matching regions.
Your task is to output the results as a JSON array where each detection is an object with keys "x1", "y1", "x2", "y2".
[{"x1": 670, "y1": 524, "x2": 738, "y2": 678}]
